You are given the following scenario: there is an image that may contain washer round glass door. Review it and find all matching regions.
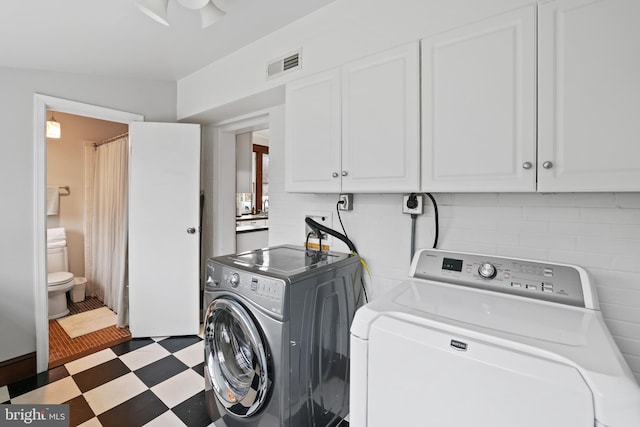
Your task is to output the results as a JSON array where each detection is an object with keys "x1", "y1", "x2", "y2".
[{"x1": 204, "y1": 297, "x2": 270, "y2": 417}]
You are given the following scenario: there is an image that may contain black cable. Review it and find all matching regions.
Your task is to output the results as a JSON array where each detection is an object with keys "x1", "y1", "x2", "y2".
[
  {"x1": 425, "y1": 193, "x2": 439, "y2": 249},
  {"x1": 305, "y1": 217, "x2": 358, "y2": 253},
  {"x1": 336, "y1": 201, "x2": 349, "y2": 240},
  {"x1": 305, "y1": 231, "x2": 313, "y2": 250},
  {"x1": 410, "y1": 213, "x2": 417, "y2": 261}
]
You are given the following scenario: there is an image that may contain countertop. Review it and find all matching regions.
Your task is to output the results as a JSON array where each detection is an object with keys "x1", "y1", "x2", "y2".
[{"x1": 236, "y1": 214, "x2": 269, "y2": 233}]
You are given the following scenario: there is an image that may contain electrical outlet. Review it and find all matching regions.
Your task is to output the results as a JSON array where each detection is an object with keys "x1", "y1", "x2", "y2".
[
  {"x1": 304, "y1": 211, "x2": 333, "y2": 250},
  {"x1": 338, "y1": 193, "x2": 353, "y2": 211},
  {"x1": 403, "y1": 193, "x2": 424, "y2": 215}
]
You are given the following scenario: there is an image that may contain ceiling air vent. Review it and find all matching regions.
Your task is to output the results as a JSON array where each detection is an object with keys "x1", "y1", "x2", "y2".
[{"x1": 267, "y1": 49, "x2": 302, "y2": 80}]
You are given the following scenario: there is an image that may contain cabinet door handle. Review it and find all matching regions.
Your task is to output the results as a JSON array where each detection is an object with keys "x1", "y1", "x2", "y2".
[
  {"x1": 543, "y1": 161, "x2": 554, "y2": 169},
  {"x1": 342, "y1": 171, "x2": 348, "y2": 177},
  {"x1": 332, "y1": 172, "x2": 339, "y2": 178},
  {"x1": 522, "y1": 161, "x2": 533, "y2": 170},
  {"x1": 187, "y1": 227, "x2": 196, "y2": 234}
]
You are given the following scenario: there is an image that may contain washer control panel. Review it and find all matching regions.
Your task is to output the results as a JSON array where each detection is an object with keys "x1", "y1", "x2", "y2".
[
  {"x1": 205, "y1": 259, "x2": 285, "y2": 316},
  {"x1": 412, "y1": 250, "x2": 586, "y2": 307}
]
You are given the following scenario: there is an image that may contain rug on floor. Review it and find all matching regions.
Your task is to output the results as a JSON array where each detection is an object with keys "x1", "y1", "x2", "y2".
[{"x1": 57, "y1": 307, "x2": 117, "y2": 338}]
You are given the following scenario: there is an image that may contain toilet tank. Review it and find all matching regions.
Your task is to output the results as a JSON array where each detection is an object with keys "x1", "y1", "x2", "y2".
[{"x1": 47, "y1": 247, "x2": 69, "y2": 273}]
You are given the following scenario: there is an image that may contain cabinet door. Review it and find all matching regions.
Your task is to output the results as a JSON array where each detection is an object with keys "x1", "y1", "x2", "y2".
[
  {"x1": 538, "y1": 0, "x2": 640, "y2": 191},
  {"x1": 421, "y1": 5, "x2": 537, "y2": 192},
  {"x1": 342, "y1": 42, "x2": 420, "y2": 193},
  {"x1": 285, "y1": 68, "x2": 341, "y2": 192}
]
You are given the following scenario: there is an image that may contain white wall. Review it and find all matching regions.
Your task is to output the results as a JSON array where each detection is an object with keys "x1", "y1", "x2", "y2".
[
  {"x1": 182, "y1": 0, "x2": 639, "y2": 382},
  {"x1": 178, "y1": 0, "x2": 534, "y2": 119},
  {"x1": 0, "y1": 66, "x2": 176, "y2": 363}
]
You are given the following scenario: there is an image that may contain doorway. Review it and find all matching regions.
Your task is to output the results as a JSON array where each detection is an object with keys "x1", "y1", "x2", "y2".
[
  {"x1": 235, "y1": 129, "x2": 270, "y2": 252},
  {"x1": 34, "y1": 94, "x2": 143, "y2": 372},
  {"x1": 45, "y1": 110, "x2": 132, "y2": 368}
]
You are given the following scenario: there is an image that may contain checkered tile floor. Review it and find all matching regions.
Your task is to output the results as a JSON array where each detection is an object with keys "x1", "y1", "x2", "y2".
[{"x1": 1, "y1": 335, "x2": 212, "y2": 427}]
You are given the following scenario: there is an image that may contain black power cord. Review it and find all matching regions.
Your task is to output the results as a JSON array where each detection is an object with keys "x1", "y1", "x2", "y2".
[
  {"x1": 425, "y1": 193, "x2": 439, "y2": 249},
  {"x1": 408, "y1": 192, "x2": 440, "y2": 262}
]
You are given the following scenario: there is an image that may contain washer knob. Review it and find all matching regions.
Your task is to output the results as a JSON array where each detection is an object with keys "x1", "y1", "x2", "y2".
[
  {"x1": 478, "y1": 262, "x2": 497, "y2": 279},
  {"x1": 228, "y1": 273, "x2": 240, "y2": 288}
]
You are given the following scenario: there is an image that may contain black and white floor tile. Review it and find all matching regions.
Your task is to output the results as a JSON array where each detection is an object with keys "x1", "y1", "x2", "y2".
[{"x1": 1, "y1": 335, "x2": 212, "y2": 427}]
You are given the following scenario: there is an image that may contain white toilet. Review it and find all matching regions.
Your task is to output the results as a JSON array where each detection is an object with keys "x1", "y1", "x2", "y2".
[
  {"x1": 47, "y1": 246, "x2": 75, "y2": 320},
  {"x1": 47, "y1": 228, "x2": 88, "y2": 319}
]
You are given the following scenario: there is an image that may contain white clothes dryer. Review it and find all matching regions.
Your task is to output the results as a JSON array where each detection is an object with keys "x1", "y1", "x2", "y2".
[{"x1": 350, "y1": 249, "x2": 640, "y2": 427}]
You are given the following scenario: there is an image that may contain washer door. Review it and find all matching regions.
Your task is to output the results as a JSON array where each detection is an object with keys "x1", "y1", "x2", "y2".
[{"x1": 204, "y1": 297, "x2": 271, "y2": 417}]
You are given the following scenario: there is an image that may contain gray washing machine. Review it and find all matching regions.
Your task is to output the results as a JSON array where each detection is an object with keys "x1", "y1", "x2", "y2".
[{"x1": 203, "y1": 244, "x2": 362, "y2": 427}]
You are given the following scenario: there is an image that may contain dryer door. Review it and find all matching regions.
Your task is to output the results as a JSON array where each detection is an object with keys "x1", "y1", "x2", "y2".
[{"x1": 204, "y1": 297, "x2": 271, "y2": 417}]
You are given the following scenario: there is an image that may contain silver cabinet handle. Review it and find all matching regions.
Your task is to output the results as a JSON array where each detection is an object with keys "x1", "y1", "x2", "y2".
[
  {"x1": 332, "y1": 172, "x2": 339, "y2": 178},
  {"x1": 522, "y1": 161, "x2": 533, "y2": 170},
  {"x1": 342, "y1": 171, "x2": 348, "y2": 177},
  {"x1": 187, "y1": 227, "x2": 196, "y2": 234},
  {"x1": 543, "y1": 161, "x2": 553, "y2": 169}
]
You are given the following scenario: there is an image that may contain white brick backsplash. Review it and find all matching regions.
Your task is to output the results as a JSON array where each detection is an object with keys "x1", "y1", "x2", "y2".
[
  {"x1": 597, "y1": 287, "x2": 640, "y2": 309},
  {"x1": 589, "y1": 269, "x2": 640, "y2": 290},
  {"x1": 548, "y1": 193, "x2": 615, "y2": 208},
  {"x1": 613, "y1": 255, "x2": 640, "y2": 274},
  {"x1": 498, "y1": 219, "x2": 548, "y2": 233},
  {"x1": 497, "y1": 193, "x2": 551, "y2": 206},
  {"x1": 519, "y1": 233, "x2": 576, "y2": 251},
  {"x1": 577, "y1": 237, "x2": 640, "y2": 255},
  {"x1": 443, "y1": 240, "x2": 498, "y2": 255},
  {"x1": 612, "y1": 223, "x2": 640, "y2": 239},
  {"x1": 439, "y1": 217, "x2": 498, "y2": 231},
  {"x1": 581, "y1": 207, "x2": 640, "y2": 224},
  {"x1": 450, "y1": 193, "x2": 499, "y2": 205},
  {"x1": 524, "y1": 206, "x2": 581, "y2": 221},
  {"x1": 549, "y1": 221, "x2": 612, "y2": 237},
  {"x1": 599, "y1": 303, "x2": 640, "y2": 323}
]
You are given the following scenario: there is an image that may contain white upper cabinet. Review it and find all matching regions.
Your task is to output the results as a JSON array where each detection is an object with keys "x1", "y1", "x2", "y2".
[
  {"x1": 421, "y1": 5, "x2": 537, "y2": 192},
  {"x1": 342, "y1": 42, "x2": 420, "y2": 193},
  {"x1": 285, "y1": 67, "x2": 342, "y2": 193},
  {"x1": 285, "y1": 42, "x2": 420, "y2": 193},
  {"x1": 538, "y1": 0, "x2": 640, "y2": 192},
  {"x1": 422, "y1": 0, "x2": 640, "y2": 193}
]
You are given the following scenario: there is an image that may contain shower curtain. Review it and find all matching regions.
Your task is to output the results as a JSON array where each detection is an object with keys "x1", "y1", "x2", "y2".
[{"x1": 85, "y1": 135, "x2": 129, "y2": 327}]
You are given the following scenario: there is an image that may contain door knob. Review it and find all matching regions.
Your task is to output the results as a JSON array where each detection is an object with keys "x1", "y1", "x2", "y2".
[{"x1": 187, "y1": 227, "x2": 196, "y2": 234}]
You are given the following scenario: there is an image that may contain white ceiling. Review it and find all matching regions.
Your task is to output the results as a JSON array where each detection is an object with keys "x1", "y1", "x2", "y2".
[{"x1": 0, "y1": 0, "x2": 334, "y2": 82}]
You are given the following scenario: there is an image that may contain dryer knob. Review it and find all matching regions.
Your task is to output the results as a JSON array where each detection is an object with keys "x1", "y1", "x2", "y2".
[
  {"x1": 478, "y1": 262, "x2": 497, "y2": 279},
  {"x1": 228, "y1": 273, "x2": 240, "y2": 288}
]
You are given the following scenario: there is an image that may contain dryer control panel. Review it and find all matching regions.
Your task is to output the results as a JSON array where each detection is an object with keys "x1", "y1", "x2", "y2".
[
  {"x1": 205, "y1": 259, "x2": 285, "y2": 318},
  {"x1": 411, "y1": 249, "x2": 590, "y2": 308}
]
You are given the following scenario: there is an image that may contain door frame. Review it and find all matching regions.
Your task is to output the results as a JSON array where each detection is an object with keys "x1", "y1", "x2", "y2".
[{"x1": 33, "y1": 94, "x2": 143, "y2": 372}]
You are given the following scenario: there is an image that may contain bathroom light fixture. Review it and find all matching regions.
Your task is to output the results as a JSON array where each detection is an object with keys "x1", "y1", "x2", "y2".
[
  {"x1": 136, "y1": 0, "x2": 227, "y2": 29},
  {"x1": 46, "y1": 112, "x2": 61, "y2": 139}
]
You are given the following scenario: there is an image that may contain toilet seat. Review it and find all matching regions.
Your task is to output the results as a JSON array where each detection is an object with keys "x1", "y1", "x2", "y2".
[{"x1": 48, "y1": 271, "x2": 74, "y2": 287}]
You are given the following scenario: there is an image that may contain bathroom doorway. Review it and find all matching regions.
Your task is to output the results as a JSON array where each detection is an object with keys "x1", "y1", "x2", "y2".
[{"x1": 45, "y1": 110, "x2": 132, "y2": 368}]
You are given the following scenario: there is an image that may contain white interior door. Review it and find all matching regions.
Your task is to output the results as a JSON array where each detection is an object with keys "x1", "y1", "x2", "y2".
[{"x1": 129, "y1": 122, "x2": 201, "y2": 337}]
